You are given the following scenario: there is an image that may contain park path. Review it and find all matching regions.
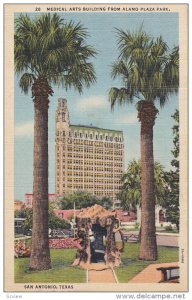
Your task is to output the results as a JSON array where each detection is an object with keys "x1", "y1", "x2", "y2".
[
  {"x1": 88, "y1": 269, "x2": 117, "y2": 283},
  {"x1": 123, "y1": 231, "x2": 179, "y2": 247},
  {"x1": 83, "y1": 263, "x2": 117, "y2": 283},
  {"x1": 128, "y1": 262, "x2": 179, "y2": 283}
]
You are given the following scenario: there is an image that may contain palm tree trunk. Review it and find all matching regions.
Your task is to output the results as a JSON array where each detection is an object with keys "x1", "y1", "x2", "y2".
[
  {"x1": 138, "y1": 101, "x2": 158, "y2": 261},
  {"x1": 30, "y1": 78, "x2": 52, "y2": 270}
]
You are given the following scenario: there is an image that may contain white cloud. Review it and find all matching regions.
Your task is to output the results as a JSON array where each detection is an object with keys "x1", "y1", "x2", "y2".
[
  {"x1": 116, "y1": 112, "x2": 138, "y2": 124},
  {"x1": 77, "y1": 95, "x2": 108, "y2": 111},
  {"x1": 15, "y1": 121, "x2": 34, "y2": 137}
]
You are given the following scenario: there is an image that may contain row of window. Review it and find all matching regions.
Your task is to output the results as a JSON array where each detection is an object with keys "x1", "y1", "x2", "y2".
[
  {"x1": 57, "y1": 167, "x2": 122, "y2": 174},
  {"x1": 67, "y1": 130, "x2": 123, "y2": 142},
  {"x1": 57, "y1": 155, "x2": 123, "y2": 163},
  {"x1": 57, "y1": 166, "x2": 121, "y2": 172},
  {"x1": 57, "y1": 158, "x2": 123, "y2": 163},
  {"x1": 64, "y1": 180, "x2": 117, "y2": 185},
  {"x1": 60, "y1": 175, "x2": 120, "y2": 181},
  {"x1": 58, "y1": 185, "x2": 121, "y2": 191},
  {"x1": 56, "y1": 137, "x2": 124, "y2": 148},
  {"x1": 57, "y1": 152, "x2": 124, "y2": 160}
]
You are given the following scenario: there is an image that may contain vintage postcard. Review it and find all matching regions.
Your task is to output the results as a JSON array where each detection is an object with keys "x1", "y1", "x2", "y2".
[{"x1": 4, "y1": 3, "x2": 188, "y2": 293}]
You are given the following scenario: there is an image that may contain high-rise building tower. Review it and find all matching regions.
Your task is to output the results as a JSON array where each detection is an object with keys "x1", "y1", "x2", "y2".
[{"x1": 55, "y1": 98, "x2": 124, "y2": 207}]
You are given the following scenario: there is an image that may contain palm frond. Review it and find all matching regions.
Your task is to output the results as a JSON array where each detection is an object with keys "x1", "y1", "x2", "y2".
[
  {"x1": 19, "y1": 73, "x2": 36, "y2": 94},
  {"x1": 109, "y1": 27, "x2": 179, "y2": 107},
  {"x1": 109, "y1": 87, "x2": 134, "y2": 110},
  {"x1": 14, "y1": 13, "x2": 97, "y2": 93}
]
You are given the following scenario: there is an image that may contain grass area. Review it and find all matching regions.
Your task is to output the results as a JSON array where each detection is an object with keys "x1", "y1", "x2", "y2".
[
  {"x1": 15, "y1": 249, "x2": 86, "y2": 283},
  {"x1": 115, "y1": 243, "x2": 179, "y2": 283},
  {"x1": 15, "y1": 244, "x2": 178, "y2": 284},
  {"x1": 156, "y1": 227, "x2": 179, "y2": 234}
]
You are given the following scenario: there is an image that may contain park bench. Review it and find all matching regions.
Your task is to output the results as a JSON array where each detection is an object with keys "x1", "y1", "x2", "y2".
[
  {"x1": 157, "y1": 266, "x2": 180, "y2": 283},
  {"x1": 123, "y1": 233, "x2": 140, "y2": 243}
]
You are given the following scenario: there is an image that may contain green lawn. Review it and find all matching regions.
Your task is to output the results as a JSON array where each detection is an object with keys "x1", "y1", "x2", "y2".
[
  {"x1": 15, "y1": 244, "x2": 178, "y2": 284},
  {"x1": 115, "y1": 243, "x2": 179, "y2": 283},
  {"x1": 15, "y1": 249, "x2": 86, "y2": 283}
]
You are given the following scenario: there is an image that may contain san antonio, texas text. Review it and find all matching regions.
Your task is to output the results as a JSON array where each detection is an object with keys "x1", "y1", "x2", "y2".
[{"x1": 24, "y1": 284, "x2": 74, "y2": 290}]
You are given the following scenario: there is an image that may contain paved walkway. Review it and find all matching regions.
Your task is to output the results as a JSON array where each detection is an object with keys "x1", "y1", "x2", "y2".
[
  {"x1": 80, "y1": 263, "x2": 117, "y2": 283},
  {"x1": 123, "y1": 231, "x2": 179, "y2": 247},
  {"x1": 88, "y1": 268, "x2": 116, "y2": 283},
  {"x1": 128, "y1": 262, "x2": 179, "y2": 283},
  {"x1": 156, "y1": 234, "x2": 178, "y2": 247}
]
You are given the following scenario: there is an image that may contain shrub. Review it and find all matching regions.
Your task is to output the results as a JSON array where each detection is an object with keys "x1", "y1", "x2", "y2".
[{"x1": 14, "y1": 240, "x2": 31, "y2": 258}]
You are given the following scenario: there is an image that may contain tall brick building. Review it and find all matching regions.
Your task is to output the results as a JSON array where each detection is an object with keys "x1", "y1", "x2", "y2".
[{"x1": 55, "y1": 98, "x2": 124, "y2": 207}]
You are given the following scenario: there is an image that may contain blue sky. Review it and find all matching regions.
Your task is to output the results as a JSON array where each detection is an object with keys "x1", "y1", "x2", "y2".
[{"x1": 14, "y1": 12, "x2": 179, "y2": 200}]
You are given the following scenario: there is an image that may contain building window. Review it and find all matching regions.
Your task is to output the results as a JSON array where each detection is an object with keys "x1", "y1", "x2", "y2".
[
  {"x1": 62, "y1": 113, "x2": 65, "y2": 122},
  {"x1": 100, "y1": 134, "x2": 103, "y2": 140}
]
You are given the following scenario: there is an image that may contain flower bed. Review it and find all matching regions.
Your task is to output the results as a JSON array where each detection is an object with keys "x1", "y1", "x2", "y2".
[
  {"x1": 49, "y1": 238, "x2": 79, "y2": 249},
  {"x1": 14, "y1": 238, "x2": 79, "y2": 258},
  {"x1": 14, "y1": 240, "x2": 31, "y2": 258}
]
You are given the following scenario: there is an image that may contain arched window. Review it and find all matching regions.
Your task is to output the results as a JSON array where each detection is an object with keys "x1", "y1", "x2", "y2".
[
  {"x1": 62, "y1": 112, "x2": 65, "y2": 122},
  {"x1": 159, "y1": 209, "x2": 165, "y2": 223}
]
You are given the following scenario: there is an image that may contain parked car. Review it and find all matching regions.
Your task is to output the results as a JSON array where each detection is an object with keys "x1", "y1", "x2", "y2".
[
  {"x1": 25, "y1": 229, "x2": 32, "y2": 236},
  {"x1": 50, "y1": 229, "x2": 74, "y2": 238}
]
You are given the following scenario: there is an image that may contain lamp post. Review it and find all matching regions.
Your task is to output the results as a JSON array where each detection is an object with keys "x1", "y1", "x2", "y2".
[{"x1": 73, "y1": 201, "x2": 76, "y2": 238}]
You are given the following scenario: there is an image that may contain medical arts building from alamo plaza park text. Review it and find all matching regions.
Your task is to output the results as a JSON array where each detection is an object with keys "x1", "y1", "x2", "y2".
[{"x1": 55, "y1": 98, "x2": 124, "y2": 208}]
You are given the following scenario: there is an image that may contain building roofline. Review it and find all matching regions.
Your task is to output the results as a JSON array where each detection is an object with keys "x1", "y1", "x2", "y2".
[{"x1": 69, "y1": 124, "x2": 123, "y2": 134}]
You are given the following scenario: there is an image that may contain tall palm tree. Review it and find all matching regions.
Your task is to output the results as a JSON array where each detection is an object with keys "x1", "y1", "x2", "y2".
[
  {"x1": 15, "y1": 13, "x2": 96, "y2": 270},
  {"x1": 119, "y1": 160, "x2": 167, "y2": 211},
  {"x1": 109, "y1": 28, "x2": 179, "y2": 260}
]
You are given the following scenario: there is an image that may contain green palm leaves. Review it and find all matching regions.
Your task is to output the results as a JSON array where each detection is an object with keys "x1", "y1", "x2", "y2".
[
  {"x1": 14, "y1": 13, "x2": 96, "y2": 94},
  {"x1": 109, "y1": 28, "x2": 179, "y2": 108},
  {"x1": 119, "y1": 160, "x2": 167, "y2": 211}
]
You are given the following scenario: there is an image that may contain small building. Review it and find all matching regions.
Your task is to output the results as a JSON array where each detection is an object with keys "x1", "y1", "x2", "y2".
[
  {"x1": 115, "y1": 209, "x2": 137, "y2": 223},
  {"x1": 24, "y1": 193, "x2": 57, "y2": 208},
  {"x1": 52, "y1": 209, "x2": 80, "y2": 221},
  {"x1": 136, "y1": 205, "x2": 170, "y2": 227},
  {"x1": 14, "y1": 200, "x2": 24, "y2": 211}
]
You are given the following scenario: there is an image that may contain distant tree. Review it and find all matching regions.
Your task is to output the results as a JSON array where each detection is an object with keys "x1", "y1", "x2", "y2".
[
  {"x1": 59, "y1": 191, "x2": 99, "y2": 209},
  {"x1": 49, "y1": 201, "x2": 60, "y2": 211},
  {"x1": 14, "y1": 208, "x2": 33, "y2": 230},
  {"x1": 118, "y1": 160, "x2": 167, "y2": 211},
  {"x1": 164, "y1": 110, "x2": 179, "y2": 230},
  {"x1": 48, "y1": 212, "x2": 71, "y2": 230},
  {"x1": 24, "y1": 208, "x2": 33, "y2": 230},
  {"x1": 14, "y1": 207, "x2": 70, "y2": 230},
  {"x1": 14, "y1": 209, "x2": 26, "y2": 218},
  {"x1": 100, "y1": 196, "x2": 113, "y2": 210},
  {"x1": 59, "y1": 191, "x2": 113, "y2": 210}
]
